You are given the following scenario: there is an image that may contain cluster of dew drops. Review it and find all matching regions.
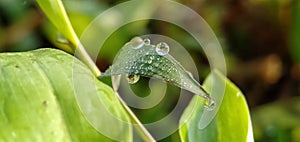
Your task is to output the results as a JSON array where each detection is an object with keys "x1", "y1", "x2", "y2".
[
  {"x1": 123, "y1": 37, "x2": 215, "y2": 111},
  {"x1": 125, "y1": 37, "x2": 170, "y2": 84}
]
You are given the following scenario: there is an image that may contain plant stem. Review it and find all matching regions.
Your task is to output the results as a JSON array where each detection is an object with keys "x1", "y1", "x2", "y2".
[
  {"x1": 76, "y1": 43, "x2": 101, "y2": 77},
  {"x1": 115, "y1": 92, "x2": 156, "y2": 142}
]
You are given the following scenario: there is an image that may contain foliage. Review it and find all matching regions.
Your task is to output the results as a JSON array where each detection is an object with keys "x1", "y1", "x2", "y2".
[
  {"x1": 36, "y1": 0, "x2": 79, "y2": 47},
  {"x1": 0, "y1": 48, "x2": 131, "y2": 141},
  {"x1": 0, "y1": 0, "x2": 255, "y2": 141},
  {"x1": 179, "y1": 70, "x2": 253, "y2": 142}
]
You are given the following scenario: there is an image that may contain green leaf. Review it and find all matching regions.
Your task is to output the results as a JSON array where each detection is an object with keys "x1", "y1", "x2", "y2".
[
  {"x1": 102, "y1": 37, "x2": 214, "y2": 109},
  {"x1": 42, "y1": 1, "x2": 107, "y2": 53},
  {"x1": 179, "y1": 70, "x2": 253, "y2": 142},
  {"x1": 36, "y1": 0, "x2": 79, "y2": 47},
  {"x1": 0, "y1": 48, "x2": 132, "y2": 141}
]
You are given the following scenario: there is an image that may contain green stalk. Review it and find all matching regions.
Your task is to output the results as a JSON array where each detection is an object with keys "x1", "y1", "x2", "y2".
[
  {"x1": 115, "y1": 92, "x2": 156, "y2": 142},
  {"x1": 76, "y1": 43, "x2": 101, "y2": 77}
]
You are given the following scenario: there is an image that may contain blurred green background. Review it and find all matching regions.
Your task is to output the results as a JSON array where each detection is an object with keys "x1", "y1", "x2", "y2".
[{"x1": 0, "y1": 0, "x2": 300, "y2": 141}]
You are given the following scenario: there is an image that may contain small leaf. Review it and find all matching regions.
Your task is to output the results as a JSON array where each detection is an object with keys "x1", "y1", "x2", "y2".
[
  {"x1": 36, "y1": 0, "x2": 79, "y2": 47},
  {"x1": 179, "y1": 70, "x2": 254, "y2": 142},
  {"x1": 101, "y1": 37, "x2": 214, "y2": 110},
  {"x1": 0, "y1": 48, "x2": 132, "y2": 141},
  {"x1": 37, "y1": 0, "x2": 101, "y2": 77}
]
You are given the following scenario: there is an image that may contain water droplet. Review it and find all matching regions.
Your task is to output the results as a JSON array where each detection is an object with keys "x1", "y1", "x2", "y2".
[
  {"x1": 156, "y1": 42, "x2": 170, "y2": 56},
  {"x1": 143, "y1": 38, "x2": 151, "y2": 45},
  {"x1": 130, "y1": 37, "x2": 144, "y2": 49},
  {"x1": 153, "y1": 62, "x2": 159, "y2": 67},
  {"x1": 149, "y1": 55, "x2": 154, "y2": 60},
  {"x1": 124, "y1": 42, "x2": 131, "y2": 47},
  {"x1": 141, "y1": 57, "x2": 145, "y2": 63},
  {"x1": 126, "y1": 74, "x2": 140, "y2": 84},
  {"x1": 203, "y1": 95, "x2": 215, "y2": 111},
  {"x1": 147, "y1": 66, "x2": 153, "y2": 71},
  {"x1": 187, "y1": 71, "x2": 193, "y2": 77},
  {"x1": 139, "y1": 64, "x2": 144, "y2": 68},
  {"x1": 183, "y1": 82, "x2": 188, "y2": 86},
  {"x1": 56, "y1": 33, "x2": 69, "y2": 45},
  {"x1": 147, "y1": 59, "x2": 152, "y2": 64},
  {"x1": 134, "y1": 70, "x2": 139, "y2": 74}
]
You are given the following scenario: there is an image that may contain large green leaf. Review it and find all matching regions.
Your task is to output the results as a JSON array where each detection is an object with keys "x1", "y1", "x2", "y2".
[
  {"x1": 0, "y1": 48, "x2": 132, "y2": 141},
  {"x1": 179, "y1": 71, "x2": 253, "y2": 142}
]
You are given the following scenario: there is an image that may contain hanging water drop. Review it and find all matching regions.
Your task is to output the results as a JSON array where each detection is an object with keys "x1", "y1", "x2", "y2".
[
  {"x1": 156, "y1": 42, "x2": 170, "y2": 56},
  {"x1": 130, "y1": 37, "x2": 144, "y2": 49},
  {"x1": 203, "y1": 95, "x2": 215, "y2": 111},
  {"x1": 126, "y1": 74, "x2": 140, "y2": 84},
  {"x1": 56, "y1": 33, "x2": 69, "y2": 45},
  {"x1": 143, "y1": 38, "x2": 151, "y2": 45}
]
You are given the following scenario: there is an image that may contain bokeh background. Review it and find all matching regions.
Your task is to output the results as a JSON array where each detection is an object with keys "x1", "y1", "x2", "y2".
[{"x1": 0, "y1": 0, "x2": 300, "y2": 141}]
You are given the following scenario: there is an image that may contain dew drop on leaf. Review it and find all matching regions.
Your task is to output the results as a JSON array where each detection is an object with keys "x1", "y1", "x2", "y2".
[
  {"x1": 149, "y1": 56, "x2": 154, "y2": 60},
  {"x1": 147, "y1": 66, "x2": 153, "y2": 71},
  {"x1": 152, "y1": 61, "x2": 159, "y2": 67},
  {"x1": 143, "y1": 38, "x2": 151, "y2": 45},
  {"x1": 203, "y1": 95, "x2": 215, "y2": 111},
  {"x1": 101, "y1": 37, "x2": 215, "y2": 111},
  {"x1": 130, "y1": 37, "x2": 144, "y2": 49},
  {"x1": 126, "y1": 74, "x2": 140, "y2": 84},
  {"x1": 156, "y1": 42, "x2": 170, "y2": 56}
]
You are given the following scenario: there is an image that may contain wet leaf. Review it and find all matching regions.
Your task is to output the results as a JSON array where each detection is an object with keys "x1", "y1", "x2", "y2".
[{"x1": 101, "y1": 37, "x2": 214, "y2": 110}]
